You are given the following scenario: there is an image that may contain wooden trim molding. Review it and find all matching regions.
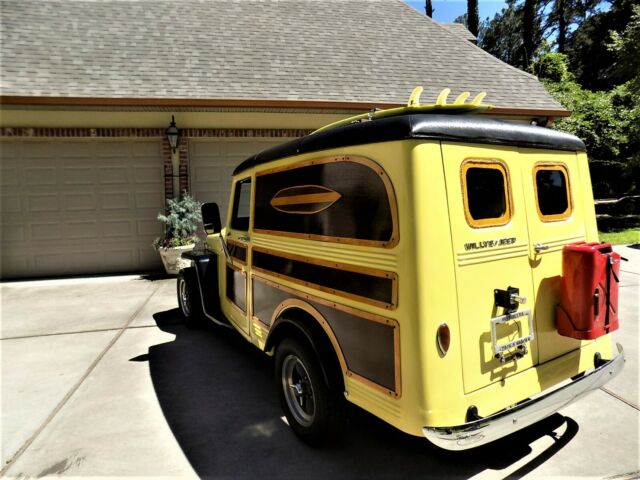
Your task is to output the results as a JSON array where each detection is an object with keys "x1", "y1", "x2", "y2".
[
  {"x1": 0, "y1": 95, "x2": 571, "y2": 118},
  {"x1": 226, "y1": 239, "x2": 248, "y2": 265},
  {"x1": 255, "y1": 155, "x2": 400, "y2": 249},
  {"x1": 226, "y1": 262, "x2": 247, "y2": 313},
  {"x1": 252, "y1": 246, "x2": 398, "y2": 310},
  {"x1": 0, "y1": 95, "x2": 402, "y2": 111},
  {"x1": 254, "y1": 273, "x2": 401, "y2": 397}
]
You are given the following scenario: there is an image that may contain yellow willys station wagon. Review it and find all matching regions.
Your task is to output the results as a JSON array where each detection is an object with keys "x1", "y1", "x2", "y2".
[{"x1": 177, "y1": 89, "x2": 624, "y2": 450}]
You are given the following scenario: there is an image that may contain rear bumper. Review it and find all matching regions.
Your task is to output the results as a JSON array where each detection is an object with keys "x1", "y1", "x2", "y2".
[{"x1": 423, "y1": 343, "x2": 625, "y2": 450}]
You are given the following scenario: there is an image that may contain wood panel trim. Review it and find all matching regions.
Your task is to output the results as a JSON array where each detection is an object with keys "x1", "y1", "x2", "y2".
[
  {"x1": 251, "y1": 246, "x2": 398, "y2": 310},
  {"x1": 226, "y1": 238, "x2": 248, "y2": 265},
  {"x1": 253, "y1": 273, "x2": 401, "y2": 397},
  {"x1": 252, "y1": 315, "x2": 270, "y2": 331},
  {"x1": 254, "y1": 155, "x2": 400, "y2": 249},
  {"x1": 225, "y1": 262, "x2": 247, "y2": 313}
]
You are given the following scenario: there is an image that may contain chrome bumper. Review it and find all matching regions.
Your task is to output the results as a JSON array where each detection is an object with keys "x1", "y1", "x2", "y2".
[{"x1": 423, "y1": 343, "x2": 625, "y2": 451}]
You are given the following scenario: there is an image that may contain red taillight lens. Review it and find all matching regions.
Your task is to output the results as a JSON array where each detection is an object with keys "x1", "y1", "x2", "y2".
[{"x1": 437, "y1": 323, "x2": 451, "y2": 356}]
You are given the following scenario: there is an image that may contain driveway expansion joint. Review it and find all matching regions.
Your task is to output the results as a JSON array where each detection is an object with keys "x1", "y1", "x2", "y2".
[
  {"x1": 600, "y1": 386, "x2": 639, "y2": 411},
  {"x1": 0, "y1": 283, "x2": 162, "y2": 476}
]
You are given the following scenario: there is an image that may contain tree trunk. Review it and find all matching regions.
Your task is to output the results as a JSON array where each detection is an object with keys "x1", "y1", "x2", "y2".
[
  {"x1": 556, "y1": 0, "x2": 567, "y2": 53},
  {"x1": 425, "y1": 0, "x2": 433, "y2": 18},
  {"x1": 522, "y1": 0, "x2": 537, "y2": 68},
  {"x1": 467, "y1": 0, "x2": 479, "y2": 36}
]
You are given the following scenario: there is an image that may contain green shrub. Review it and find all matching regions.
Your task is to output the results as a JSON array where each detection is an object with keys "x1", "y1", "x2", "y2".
[{"x1": 153, "y1": 192, "x2": 203, "y2": 249}]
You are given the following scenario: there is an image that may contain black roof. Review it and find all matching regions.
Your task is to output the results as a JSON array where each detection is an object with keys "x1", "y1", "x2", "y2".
[{"x1": 233, "y1": 114, "x2": 586, "y2": 175}]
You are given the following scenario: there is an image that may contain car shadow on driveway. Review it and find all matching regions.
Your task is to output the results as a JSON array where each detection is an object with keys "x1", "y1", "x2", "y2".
[{"x1": 139, "y1": 309, "x2": 579, "y2": 479}]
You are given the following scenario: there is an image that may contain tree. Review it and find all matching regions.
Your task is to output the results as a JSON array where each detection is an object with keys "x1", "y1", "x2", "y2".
[
  {"x1": 522, "y1": 0, "x2": 540, "y2": 68},
  {"x1": 479, "y1": 0, "x2": 525, "y2": 68},
  {"x1": 534, "y1": 53, "x2": 639, "y2": 197},
  {"x1": 566, "y1": 0, "x2": 638, "y2": 90},
  {"x1": 453, "y1": 13, "x2": 468, "y2": 26},
  {"x1": 607, "y1": 4, "x2": 640, "y2": 89},
  {"x1": 555, "y1": 0, "x2": 568, "y2": 52},
  {"x1": 467, "y1": 0, "x2": 479, "y2": 36},
  {"x1": 425, "y1": 0, "x2": 433, "y2": 18}
]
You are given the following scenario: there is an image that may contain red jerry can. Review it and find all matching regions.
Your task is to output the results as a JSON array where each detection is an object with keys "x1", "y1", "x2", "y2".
[{"x1": 556, "y1": 242, "x2": 621, "y2": 340}]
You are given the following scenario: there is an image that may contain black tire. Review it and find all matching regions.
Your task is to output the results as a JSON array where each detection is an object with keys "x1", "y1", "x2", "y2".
[
  {"x1": 275, "y1": 337, "x2": 344, "y2": 445},
  {"x1": 177, "y1": 267, "x2": 204, "y2": 328}
]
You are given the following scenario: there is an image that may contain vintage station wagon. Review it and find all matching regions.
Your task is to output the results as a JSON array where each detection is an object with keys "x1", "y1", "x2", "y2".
[{"x1": 176, "y1": 89, "x2": 624, "y2": 449}]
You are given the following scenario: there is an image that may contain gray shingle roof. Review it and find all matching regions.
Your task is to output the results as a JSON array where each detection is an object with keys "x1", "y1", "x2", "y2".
[
  {"x1": 440, "y1": 23, "x2": 477, "y2": 42},
  {"x1": 0, "y1": 0, "x2": 562, "y2": 110}
]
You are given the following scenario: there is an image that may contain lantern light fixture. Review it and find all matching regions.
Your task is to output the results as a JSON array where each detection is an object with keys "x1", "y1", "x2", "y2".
[{"x1": 166, "y1": 115, "x2": 181, "y2": 153}]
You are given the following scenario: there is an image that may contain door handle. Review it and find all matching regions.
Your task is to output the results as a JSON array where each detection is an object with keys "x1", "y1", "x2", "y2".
[
  {"x1": 534, "y1": 243, "x2": 549, "y2": 253},
  {"x1": 238, "y1": 235, "x2": 250, "y2": 242}
]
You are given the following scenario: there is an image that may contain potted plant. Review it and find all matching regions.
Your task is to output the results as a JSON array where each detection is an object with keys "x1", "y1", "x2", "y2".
[{"x1": 153, "y1": 192, "x2": 202, "y2": 275}]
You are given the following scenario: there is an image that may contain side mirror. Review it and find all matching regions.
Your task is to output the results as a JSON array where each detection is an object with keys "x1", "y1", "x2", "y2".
[{"x1": 202, "y1": 202, "x2": 222, "y2": 235}]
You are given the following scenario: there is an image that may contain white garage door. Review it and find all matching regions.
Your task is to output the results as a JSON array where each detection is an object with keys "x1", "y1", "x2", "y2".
[
  {"x1": 1, "y1": 139, "x2": 164, "y2": 279},
  {"x1": 189, "y1": 139, "x2": 285, "y2": 225}
]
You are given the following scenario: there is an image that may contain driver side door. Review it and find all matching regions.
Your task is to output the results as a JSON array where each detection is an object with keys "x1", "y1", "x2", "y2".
[{"x1": 221, "y1": 176, "x2": 252, "y2": 337}]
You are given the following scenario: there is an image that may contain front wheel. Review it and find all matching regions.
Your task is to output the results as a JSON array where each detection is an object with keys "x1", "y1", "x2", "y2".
[
  {"x1": 177, "y1": 267, "x2": 203, "y2": 327},
  {"x1": 275, "y1": 338, "x2": 344, "y2": 445}
]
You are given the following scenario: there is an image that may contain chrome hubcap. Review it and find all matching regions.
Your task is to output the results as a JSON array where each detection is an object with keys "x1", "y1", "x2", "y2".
[
  {"x1": 282, "y1": 355, "x2": 315, "y2": 427},
  {"x1": 179, "y1": 278, "x2": 191, "y2": 317}
]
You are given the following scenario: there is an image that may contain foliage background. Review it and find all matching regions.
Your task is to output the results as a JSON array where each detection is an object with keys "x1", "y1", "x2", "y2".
[{"x1": 454, "y1": 0, "x2": 639, "y2": 200}]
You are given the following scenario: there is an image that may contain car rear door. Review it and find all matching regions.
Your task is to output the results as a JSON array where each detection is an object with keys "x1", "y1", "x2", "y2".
[
  {"x1": 442, "y1": 143, "x2": 538, "y2": 394},
  {"x1": 518, "y1": 149, "x2": 589, "y2": 363}
]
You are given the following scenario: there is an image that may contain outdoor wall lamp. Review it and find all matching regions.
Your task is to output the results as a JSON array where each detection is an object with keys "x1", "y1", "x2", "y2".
[{"x1": 166, "y1": 115, "x2": 181, "y2": 153}]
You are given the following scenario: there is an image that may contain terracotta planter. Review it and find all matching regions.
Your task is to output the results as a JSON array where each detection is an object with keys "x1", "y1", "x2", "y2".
[{"x1": 157, "y1": 244, "x2": 196, "y2": 275}]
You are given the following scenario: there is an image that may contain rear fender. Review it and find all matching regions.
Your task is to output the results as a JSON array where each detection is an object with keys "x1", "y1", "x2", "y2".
[{"x1": 265, "y1": 306, "x2": 345, "y2": 394}]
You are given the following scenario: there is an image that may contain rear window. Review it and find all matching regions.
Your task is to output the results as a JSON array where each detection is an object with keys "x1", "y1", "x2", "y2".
[
  {"x1": 462, "y1": 160, "x2": 512, "y2": 227},
  {"x1": 534, "y1": 164, "x2": 572, "y2": 221}
]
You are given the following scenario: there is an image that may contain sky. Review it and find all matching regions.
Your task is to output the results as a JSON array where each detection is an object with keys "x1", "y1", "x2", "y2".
[{"x1": 403, "y1": 0, "x2": 508, "y2": 23}]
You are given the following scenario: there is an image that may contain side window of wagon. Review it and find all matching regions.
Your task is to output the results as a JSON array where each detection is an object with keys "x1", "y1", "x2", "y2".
[
  {"x1": 461, "y1": 160, "x2": 512, "y2": 227},
  {"x1": 230, "y1": 177, "x2": 252, "y2": 231},
  {"x1": 533, "y1": 164, "x2": 572, "y2": 221}
]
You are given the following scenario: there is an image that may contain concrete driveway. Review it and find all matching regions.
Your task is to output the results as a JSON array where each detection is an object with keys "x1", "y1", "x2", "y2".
[{"x1": 1, "y1": 247, "x2": 639, "y2": 479}]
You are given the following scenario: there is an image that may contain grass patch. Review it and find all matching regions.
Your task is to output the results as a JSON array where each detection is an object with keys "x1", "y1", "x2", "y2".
[
  {"x1": 599, "y1": 228, "x2": 640, "y2": 245},
  {"x1": 597, "y1": 214, "x2": 640, "y2": 244}
]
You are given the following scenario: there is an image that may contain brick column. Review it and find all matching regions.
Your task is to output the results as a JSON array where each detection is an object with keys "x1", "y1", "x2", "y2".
[
  {"x1": 178, "y1": 136, "x2": 189, "y2": 196},
  {"x1": 162, "y1": 137, "x2": 173, "y2": 202}
]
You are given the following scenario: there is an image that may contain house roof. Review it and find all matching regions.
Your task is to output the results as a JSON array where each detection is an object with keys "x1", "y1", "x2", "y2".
[
  {"x1": 440, "y1": 23, "x2": 477, "y2": 43},
  {"x1": 0, "y1": 0, "x2": 564, "y2": 113}
]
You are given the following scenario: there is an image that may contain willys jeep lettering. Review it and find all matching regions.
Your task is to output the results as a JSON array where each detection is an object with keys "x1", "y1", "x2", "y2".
[{"x1": 176, "y1": 88, "x2": 624, "y2": 450}]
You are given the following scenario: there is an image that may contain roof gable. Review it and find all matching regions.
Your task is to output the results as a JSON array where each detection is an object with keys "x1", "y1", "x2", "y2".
[{"x1": 0, "y1": 0, "x2": 562, "y2": 111}]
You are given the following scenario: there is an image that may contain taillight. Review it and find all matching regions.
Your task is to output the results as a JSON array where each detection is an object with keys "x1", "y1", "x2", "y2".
[{"x1": 437, "y1": 323, "x2": 451, "y2": 356}]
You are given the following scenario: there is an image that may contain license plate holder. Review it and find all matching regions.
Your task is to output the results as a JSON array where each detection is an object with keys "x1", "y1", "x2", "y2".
[{"x1": 491, "y1": 309, "x2": 534, "y2": 362}]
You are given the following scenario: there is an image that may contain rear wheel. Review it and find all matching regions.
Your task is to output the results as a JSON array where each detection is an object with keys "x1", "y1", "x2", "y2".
[
  {"x1": 177, "y1": 267, "x2": 203, "y2": 327},
  {"x1": 275, "y1": 337, "x2": 344, "y2": 445}
]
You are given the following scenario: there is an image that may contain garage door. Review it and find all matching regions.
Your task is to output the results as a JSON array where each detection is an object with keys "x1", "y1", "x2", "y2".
[
  {"x1": 1, "y1": 139, "x2": 164, "y2": 279},
  {"x1": 190, "y1": 139, "x2": 284, "y2": 225}
]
